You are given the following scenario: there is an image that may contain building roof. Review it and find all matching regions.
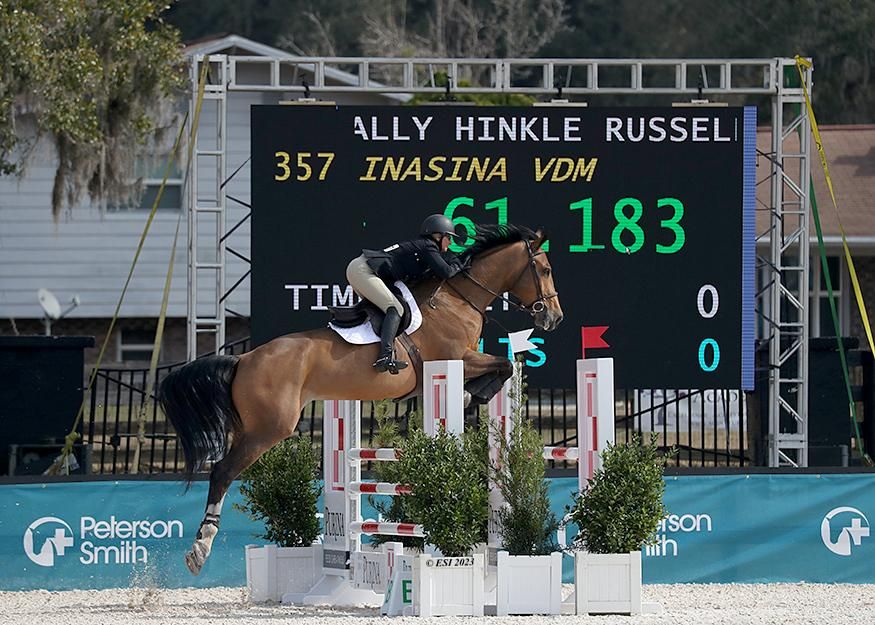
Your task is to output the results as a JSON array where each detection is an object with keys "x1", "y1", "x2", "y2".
[{"x1": 756, "y1": 124, "x2": 875, "y2": 245}]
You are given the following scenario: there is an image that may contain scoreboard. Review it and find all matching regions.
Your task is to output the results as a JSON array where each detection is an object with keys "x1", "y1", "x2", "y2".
[{"x1": 251, "y1": 105, "x2": 756, "y2": 389}]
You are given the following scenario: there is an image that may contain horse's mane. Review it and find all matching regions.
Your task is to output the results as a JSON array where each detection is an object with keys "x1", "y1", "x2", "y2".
[{"x1": 457, "y1": 224, "x2": 536, "y2": 263}]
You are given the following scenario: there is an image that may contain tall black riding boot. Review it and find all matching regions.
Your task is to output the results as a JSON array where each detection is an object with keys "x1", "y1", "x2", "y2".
[{"x1": 373, "y1": 308, "x2": 408, "y2": 374}]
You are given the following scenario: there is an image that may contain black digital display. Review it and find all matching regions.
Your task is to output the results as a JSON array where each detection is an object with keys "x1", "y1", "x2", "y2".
[{"x1": 251, "y1": 105, "x2": 756, "y2": 389}]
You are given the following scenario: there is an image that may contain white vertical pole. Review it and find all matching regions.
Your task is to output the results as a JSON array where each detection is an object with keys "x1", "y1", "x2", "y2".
[
  {"x1": 321, "y1": 400, "x2": 361, "y2": 576},
  {"x1": 423, "y1": 360, "x2": 464, "y2": 435},
  {"x1": 577, "y1": 358, "x2": 615, "y2": 492},
  {"x1": 486, "y1": 360, "x2": 523, "y2": 560}
]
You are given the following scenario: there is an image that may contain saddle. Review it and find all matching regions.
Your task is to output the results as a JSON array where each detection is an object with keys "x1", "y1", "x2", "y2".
[{"x1": 328, "y1": 283, "x2": 414, "y2": 338}]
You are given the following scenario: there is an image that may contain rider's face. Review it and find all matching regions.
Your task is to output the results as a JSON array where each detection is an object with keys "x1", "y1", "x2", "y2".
[{"x1": 433, "y1": 233, "x2": 451, "y2": 252}]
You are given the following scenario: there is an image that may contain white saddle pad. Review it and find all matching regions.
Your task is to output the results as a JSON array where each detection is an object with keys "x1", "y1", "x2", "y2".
[{"x1": 328, "y1": 281, "x2": 422, "y2": 345}]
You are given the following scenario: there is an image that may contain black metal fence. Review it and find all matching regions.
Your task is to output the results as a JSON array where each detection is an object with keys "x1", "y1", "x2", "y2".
[{"x1": 84, "y1": 345, "x2": 748, "y2": 475}]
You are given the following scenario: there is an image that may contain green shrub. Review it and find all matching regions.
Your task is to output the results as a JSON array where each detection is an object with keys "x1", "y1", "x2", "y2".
[
  {"x1": 235, "y1": 436, "x2": 321, "y2": 547},
  {"x1": 395, "y1": 427, "x2": 488, "y2": 557},
  {"x1": 569, "y1": 434, "x2": 668, "y2": 554},
  {"x1": 493, "y1": 412, "x2": 558, "y2": 555},
  {"x1": 369, "y1": 400, "x2": 423, "y2": 550}
]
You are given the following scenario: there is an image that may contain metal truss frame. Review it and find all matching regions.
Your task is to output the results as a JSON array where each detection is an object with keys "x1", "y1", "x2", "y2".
[{"x1": 187, "y1": 55, "x2": 812, "y2": 467}]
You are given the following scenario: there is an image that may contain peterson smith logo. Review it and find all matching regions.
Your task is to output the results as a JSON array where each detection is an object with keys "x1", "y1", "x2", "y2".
[
  {"x1": 22, "y1": 515, "x2": 184, "y2": 567},
  {"x1": 23, "y1": 517, "x2": 75, "y2": 567},
  {"x1": 821, "y1": 507, "x2": 870, "y2": 556}
]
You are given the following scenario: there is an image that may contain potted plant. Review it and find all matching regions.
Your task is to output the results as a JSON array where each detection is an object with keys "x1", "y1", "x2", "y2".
[
  {"x1": 568, "y1": 434, "x2": 669, "y2": 615},
  {"x1": 236, "y1": 436, "x2": 322, "y2": 603},
  {"x1": 492, "y1": 410, "x2": 562, "y2": 615},
  {"x1": 394, "y1": 426, "x2": 489, "y2": 616}
]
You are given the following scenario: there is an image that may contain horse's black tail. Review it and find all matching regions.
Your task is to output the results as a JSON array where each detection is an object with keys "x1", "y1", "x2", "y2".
[{"x1": 158, "y1": 354, "x2": 241, "y2": 484}]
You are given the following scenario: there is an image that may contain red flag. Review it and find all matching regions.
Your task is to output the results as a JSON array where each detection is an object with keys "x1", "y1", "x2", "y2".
[{"x1": 581, "y1": 326, "x2": 609, "y2": 359}]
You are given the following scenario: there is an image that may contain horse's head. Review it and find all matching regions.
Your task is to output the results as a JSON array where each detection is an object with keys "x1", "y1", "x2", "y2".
[
  {"x1": 508, "y1": 229, "x2": 563, "y2": 332},
  {"x1": 459, "y1": 224, "x2": 563, "y2": 332}
]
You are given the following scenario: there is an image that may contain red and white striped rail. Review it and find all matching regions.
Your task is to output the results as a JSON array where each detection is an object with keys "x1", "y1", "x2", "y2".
[
  {"x1": 348, "y1": 481, "x2": 412, "y2": 495},
  {"x1": 542, "y1": 446, "x2": 580, "y2": 461},
  {"x1": 350, "y1": 520, "x2": 425, "y2": 537},
  {"x1": 348, "y1": 448, "x2": 401, "y2": 461}
]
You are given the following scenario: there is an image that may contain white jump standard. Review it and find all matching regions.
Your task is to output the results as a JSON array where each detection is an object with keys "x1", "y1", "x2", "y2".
[{"x1": 286, "y1": 361, "x2": 464, "y2": 606}]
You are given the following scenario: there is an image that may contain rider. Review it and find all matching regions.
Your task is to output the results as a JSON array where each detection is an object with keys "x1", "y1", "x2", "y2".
[{"x1": 346, "y1": 214, "x2": 466, "y2": 374}]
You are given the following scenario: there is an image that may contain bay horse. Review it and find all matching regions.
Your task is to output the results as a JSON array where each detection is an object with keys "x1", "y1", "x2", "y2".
[{"x1": 158, "y1": 224, "x2": 562, "y2": 574}]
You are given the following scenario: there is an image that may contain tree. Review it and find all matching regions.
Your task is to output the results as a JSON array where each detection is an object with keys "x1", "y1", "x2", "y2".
[
  {"x1": 0, "y1": 0, "x2": 183, "y2": 218},
  {"x1": 361, "y1": 0, "x2": 566, "y2": 59},
  {"x1": 543, "y1": 0, "x2": 875, "y2": 124}
]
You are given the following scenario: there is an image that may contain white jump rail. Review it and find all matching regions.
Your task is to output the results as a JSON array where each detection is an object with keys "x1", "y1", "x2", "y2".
[
  {"x1": 350, "y1": 521, "x2": 425, "y2": 537},
  {"x1": 348, "y1": 448, "x2": 401, "y2": 461},
  {"x1": 348, "y1": 481, "x2": 412, "y2": 495},
  {"x1": 291, "y1": 360, "x2": 464, "y2": 606}
]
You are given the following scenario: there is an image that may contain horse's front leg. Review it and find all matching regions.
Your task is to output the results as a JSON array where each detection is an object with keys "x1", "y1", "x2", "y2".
[{"x1": 461, "y1": 349, "x2": 514, "y2": 407}]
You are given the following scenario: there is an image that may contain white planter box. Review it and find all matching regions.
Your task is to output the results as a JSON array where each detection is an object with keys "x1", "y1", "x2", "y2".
[
  {"x1": 413, "y1": 554, "x2": 485, "y2": 616},
  {"x1": 245, "y1": 544, "x2": 322, "y2": 603},
  {"x1": 574, "y1": 551, "x2": 642, "y2": 615},
  {"x1": 495, "y1": 551, "x2": 562, "y2": 615}
]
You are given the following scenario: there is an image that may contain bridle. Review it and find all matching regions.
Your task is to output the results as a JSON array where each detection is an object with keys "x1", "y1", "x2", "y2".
[{"x1": 438, "y1": 238, "x2": 559, "y2": 319}]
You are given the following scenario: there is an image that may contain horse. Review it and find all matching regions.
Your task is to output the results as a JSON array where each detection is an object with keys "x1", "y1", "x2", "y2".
[{"x1": 158, "y1": 224, "x2": 563, "y2": 575}]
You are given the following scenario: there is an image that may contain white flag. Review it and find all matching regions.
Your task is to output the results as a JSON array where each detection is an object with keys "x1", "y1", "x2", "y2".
[{"x1": 508, "y1": 329, "x2": 536, "y2": 354}]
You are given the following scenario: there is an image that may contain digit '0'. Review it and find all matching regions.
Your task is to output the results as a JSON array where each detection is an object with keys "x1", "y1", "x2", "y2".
[{"x1": 698, "y1": 339, "x2": 720, "y2": 372}]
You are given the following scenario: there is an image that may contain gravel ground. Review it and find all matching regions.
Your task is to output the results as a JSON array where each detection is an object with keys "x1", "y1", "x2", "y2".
[{"x1": 1, "y1": 584, "x2": 874, "y2": 625}]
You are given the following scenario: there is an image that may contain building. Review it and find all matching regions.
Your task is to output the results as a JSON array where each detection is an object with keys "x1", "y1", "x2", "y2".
[
  {"x1": 2, "y1": 41, "x2": 875, "y2": 367},
  {"x1": 0, "y1": 34, "x2": 405, "y2": 365}
]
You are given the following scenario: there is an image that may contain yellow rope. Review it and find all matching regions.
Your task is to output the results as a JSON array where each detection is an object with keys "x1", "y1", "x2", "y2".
[
  {"x1": 47, "y1": 59, "x2": 211, "y2": 475},
  {"x1": 129, "y1": 58, "x2": 213, "y2": 474},
  {"x1": 795, "y1": 56, "x2": 873, "y2": 465},
  {"x1": 794, "y1": 56, "x2": 875, "y2": 356}
]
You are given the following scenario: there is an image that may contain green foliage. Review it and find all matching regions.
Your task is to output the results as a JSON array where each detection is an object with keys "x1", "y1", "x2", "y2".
[
  {"x1": 235, "y1": 436, "x2": 322, "y2": 548},
  {"x1": 0, "y1": 0, "x2": 183, "y2": 216},
  {"x1": 394, "y1": 427, "x2": 489, "y2": 557},
  {"x1": 493, "y1": 412, "x2": 558, "y2": 555},
  {"x1": 569, "y1": 434, "x2": 669, "y2": 554},
  {"x1": 409, "y1": 73, "x2": 535, "y2": 107},
  {"x1": 544, "y1": 0, "x2": 875, "y2": 124},
  {"x1": 369, "y1": 400, "x2": 424, "y2": 550}
]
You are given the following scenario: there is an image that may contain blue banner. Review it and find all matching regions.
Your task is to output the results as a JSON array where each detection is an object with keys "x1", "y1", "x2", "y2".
[
  {"x1": 0, "y1": 480, "x2": 261, "y2": 591},
  {"x1": 1, "y1": 474, "x2": 873, "y2": 591},
  {"x1": 644, "y1": 473, "x2": 874, "y2": 583}
]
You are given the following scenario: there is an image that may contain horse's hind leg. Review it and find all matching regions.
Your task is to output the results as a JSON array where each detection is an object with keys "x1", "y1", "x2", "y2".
[{"x1": 186, "y1": 432, "x2": 278, "y2": 575}]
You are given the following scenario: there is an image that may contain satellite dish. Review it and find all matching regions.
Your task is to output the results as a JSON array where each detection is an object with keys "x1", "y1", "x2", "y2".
[{"x1": 38, "y1": 288, "x2": 62, "y2": 320}]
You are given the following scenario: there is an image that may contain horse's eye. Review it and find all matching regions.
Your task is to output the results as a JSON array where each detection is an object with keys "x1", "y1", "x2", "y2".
[{"x1": 543, "y1": 267, "x2": 551, "y2": 277}]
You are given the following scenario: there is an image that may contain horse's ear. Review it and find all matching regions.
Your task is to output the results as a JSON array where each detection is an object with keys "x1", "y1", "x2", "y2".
[{"x1": 533, "y1": 228, "x2": 548, "y2": 250}]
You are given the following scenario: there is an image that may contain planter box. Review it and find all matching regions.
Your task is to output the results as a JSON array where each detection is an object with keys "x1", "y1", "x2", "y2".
[
  {"x1": 245, "y1": 544, "x2": 322, "y2": 603},
  {"x1": 574, "y1": 551, "x2": 642, "y2": 615},
  {"x1": 413, "y1": 554, "x2": 485, "y2": 616},
  {"x1": 495, "y1": 551, "x2": 562, "y2": 615}
]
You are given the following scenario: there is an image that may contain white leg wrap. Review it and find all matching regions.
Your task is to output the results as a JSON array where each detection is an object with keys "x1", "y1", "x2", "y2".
[{"x1": 206, "y1": 494, "x2": 226, "y2": 517}]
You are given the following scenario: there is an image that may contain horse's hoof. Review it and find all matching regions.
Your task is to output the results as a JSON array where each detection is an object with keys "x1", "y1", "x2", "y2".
[
  {"x1": 185, "y1": 550, "x2": 203, "y2": 576},
  {"x1": 463, "y1": 391, "x2": 472, "y2": 408},
  {"x1": 185, "y1": 541, "x2": 209, "y2": 576}
]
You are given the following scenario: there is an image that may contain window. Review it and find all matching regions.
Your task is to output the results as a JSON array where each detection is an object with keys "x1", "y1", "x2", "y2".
[
  {"x1": 107, "y1": 153, "x2": 183, "y2": 212},
  {"x1": 810, "y1": 255, "x2": 845, "y2": 337},
  {"x1": 117, "y1": 328, "x2": 161, "y2": 363}
]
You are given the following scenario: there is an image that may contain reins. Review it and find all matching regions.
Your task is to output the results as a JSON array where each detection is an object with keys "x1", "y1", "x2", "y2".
[{"x1": 428, "y1": 238, "x2": 559, "y2": 324}]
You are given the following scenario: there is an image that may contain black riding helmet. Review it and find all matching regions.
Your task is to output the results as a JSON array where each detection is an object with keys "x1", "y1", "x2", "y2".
[{"x1": 420, "y1": 214, "x2": 456, "y2": 237}]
